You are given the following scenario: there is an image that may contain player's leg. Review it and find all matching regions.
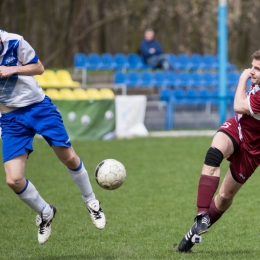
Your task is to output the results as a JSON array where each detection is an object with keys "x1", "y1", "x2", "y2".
[
  {"x1": 52, "y1": 145, "x2": 106, "y2": 229},
  {"x1": 178, "y1": 119, "x2": 239, "y2": 252},
  {"x1": 196, "y1": 131, "x2": 235, "y2": 215},
  {"x1": 162, "y1": 54, "x2": 175, "y2": 71},
  {"x1": 51, "y1": 145, "x2": 95, "y2": 203},
  {"x1": 4, "y1": 153, "x2": 56, "y2": 244},
  {"x1": 146, "y1": 55, "x2": 163, "y2": 69},
  {"x1": 1, "y1": 106, "x2": 57, "y2": 244},
  {"x1": 31, "y1": 96, "x2": 106, "y2": 229},
  {"x1": 208, "y1": 168, "x2": 243, "y2": 226}
]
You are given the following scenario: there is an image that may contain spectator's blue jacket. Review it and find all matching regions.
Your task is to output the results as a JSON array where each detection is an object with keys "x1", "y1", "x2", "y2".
[{"x1": 139, "y1": 39, "x2": 163, "y2": 63}]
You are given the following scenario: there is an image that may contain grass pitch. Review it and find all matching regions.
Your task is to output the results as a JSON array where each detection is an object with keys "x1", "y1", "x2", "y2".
[{"x1": 1, "y1": 137, "x2": 260, "y2": 260}]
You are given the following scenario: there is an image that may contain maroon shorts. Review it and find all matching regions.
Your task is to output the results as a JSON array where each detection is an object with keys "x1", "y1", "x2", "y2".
[{"x1": 218, "y1": 117, "x2": 258, "y2": 184}]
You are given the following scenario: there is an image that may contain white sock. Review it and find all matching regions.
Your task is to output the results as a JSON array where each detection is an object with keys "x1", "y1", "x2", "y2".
[
  {"x1": 67, "y1": 160, "x2": 95, "y2": 203},
  {"x1": 16, "y1": 179, "x2": 51, "y2": 216}
]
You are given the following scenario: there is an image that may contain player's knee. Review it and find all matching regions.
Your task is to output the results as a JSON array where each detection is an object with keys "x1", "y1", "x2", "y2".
[
  {"x1": 62, "y1": 153, "x2": 78, "y2": 167},
  {"x1": 217, "y1": 192, "x2": 233, "y2": 204},
  {"x1": 204, "y1": 147, "x2": 224, "y2": 167},
  {"x1": 6, "y1": 175, "x2": 24, "y2": 189}
]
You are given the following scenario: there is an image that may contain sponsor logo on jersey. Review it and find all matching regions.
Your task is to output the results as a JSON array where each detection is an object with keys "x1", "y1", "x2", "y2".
[
  {"x1": 239, "y1": 173, "x2": 246, "y2": 180},
  {"x1": 6, "y1": 56, "x2": 16, "y2": 65},
  {"x1": 221, "y1": 122, "x2": 231, "y2": 128}
]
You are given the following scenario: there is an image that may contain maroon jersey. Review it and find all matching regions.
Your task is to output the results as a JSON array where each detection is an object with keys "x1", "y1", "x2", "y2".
[
  {"x1": 218, "y1": 84, "x2": 260, "y2": 183},
  {"x1": 238, "y1": 84, "x2": 260, "y2": 157}
]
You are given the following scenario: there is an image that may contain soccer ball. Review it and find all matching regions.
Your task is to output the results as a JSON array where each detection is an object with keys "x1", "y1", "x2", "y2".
[{"x1": 95, "y1": 159, "x2": 126, "y2": 190}]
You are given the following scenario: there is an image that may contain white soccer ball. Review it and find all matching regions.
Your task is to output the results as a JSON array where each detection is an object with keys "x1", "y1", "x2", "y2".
[{"x1": 95, "y1": 159, "x2": 126, "y2": 190}]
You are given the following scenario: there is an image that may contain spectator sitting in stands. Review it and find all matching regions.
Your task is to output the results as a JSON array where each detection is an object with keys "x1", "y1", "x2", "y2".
[{"x1": 139, "y1": 29, "x2": 174, "y2": 71}]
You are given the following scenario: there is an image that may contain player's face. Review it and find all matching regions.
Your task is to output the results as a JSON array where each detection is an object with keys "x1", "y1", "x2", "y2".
[
  {"x1": 250, "y1": 59, "x2": 260, "y2": 84},
  {"x1": 145, "y1": 31, "x2": 154, "y2": 41}
]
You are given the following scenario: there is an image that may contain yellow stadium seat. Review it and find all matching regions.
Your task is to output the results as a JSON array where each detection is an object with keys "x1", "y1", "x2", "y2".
[
  {"x1": 59, "y1": 89, "x2": 76, "y2": 100},
  {"x1": 99, "y1": 88, "x2": 115, "y2": 99},
  {"x1": 42, "y1": 70, "x2": 65, "y2": 88},
  {"x1": 44, "y1": 88, "x2": 61, "y2": 100},
  {"x1": 86, "y1": 88, "x2": 101, "y2": 100},
  {"x1": 34, "y1": 75, "x2": 50, "y2": 88},
  {"x1": 56, "y1": 70, "x2": 80, "y2": 88},
  {"x1": 73, "y1": 88, "x2": 89, "y2": 100}
]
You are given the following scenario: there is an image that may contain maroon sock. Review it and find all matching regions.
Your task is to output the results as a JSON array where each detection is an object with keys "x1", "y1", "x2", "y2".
[
  {"x1": 197, "y1": 174, "x2": 220, "y2": 214},
  {"x1": 208, "y1": 199, "x2": 225, "y2": 226}
]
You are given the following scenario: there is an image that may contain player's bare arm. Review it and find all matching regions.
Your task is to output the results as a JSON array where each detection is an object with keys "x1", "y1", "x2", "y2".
[
  {"x1": 234, "y1": 68, "x2": 251, "y2": 114},
  {"x1": 0, "y1": 60, "x2": 44, "y2": 78}
]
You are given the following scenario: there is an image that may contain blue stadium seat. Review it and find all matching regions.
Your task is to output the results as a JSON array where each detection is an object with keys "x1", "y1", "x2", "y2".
[
  {"x1": 203, "y1": 72, "x2": 218, "y2": 88},
  {"x1": 87, "y1": 53, "x2": 104, "y2": 70},
  {"x1": 228, "y1": 71, "x2": 239, "y2": 88},
  {"x1": 216, "y1": 56, "x2": 237, "y2": 70},
  {"x1": 101, "y1": 53, "x2": 116, "y2": 70},
  {"x1": 114, "y1": 71, "x2": 126, "y2": 85},
  {"x1": 165, "y1": 71, "x2": 178, "y2": 87},
  {"x1": 159, "y1": 88, "x2": 173, "y2": 101},
  {"x1": 127, "y1": 53, "x2": 145, "y2": 69},
  {"x1": 154, "y1": 71, "x2": 168, "y2": 87},
  {"x1": 125, "y1": 71, "x2": 140, "y2": 87},
  {"x1": 186, "y1": 89, "x2": 200, "y2": 104},
  {"x1": 190, "y1": 72, "x2": 205, "y2": 88},
  {"x1": 114, "y1": 53, "x2": 130, "y2": 70},
  {"x1": 210, "y1": 89, "x2": 219, "y2": 104},
  {"x1": 174, "y1": 72, "x2": 192, "y2": 88},
  {"x1": 199, "y1": 89, "x2": 212, "y2": 104},
  {"x1": 74, "y1": 53, "x2": 89, "y2": 69},
  {"x1": 203, "y1": 54, "x2": 218, "y2": 70},
  {"x1": 168, "y1": 54, "x2": 178, "y2": 68},
  {"x1": 190, "y1": 54, "x2": 205, "y2": 70},
  {"x1": 227, "y1": 62, "x2": 237, "y2": 70},
  {"x1": 227, "y1": 89, "x2": 235, "y2": 104},
  {"x1": 174, "y1": 54, "x2": 192, "y2": 70},
  {"x1": 173, "y1": 89, "x2": 186, "y2": 104},
  {"x1": 139, "y1": 71, "x2": 155, "y2": 87}
]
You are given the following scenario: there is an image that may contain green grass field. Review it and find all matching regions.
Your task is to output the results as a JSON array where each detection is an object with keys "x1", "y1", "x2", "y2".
[{"x1": 1, "y1": 136, "x2": 260, "y2": 260}]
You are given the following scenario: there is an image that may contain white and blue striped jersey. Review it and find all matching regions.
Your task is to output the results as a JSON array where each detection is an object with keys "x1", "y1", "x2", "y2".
[{"x1": 0, "y1": 30, "x2": 44, "y2": 107}]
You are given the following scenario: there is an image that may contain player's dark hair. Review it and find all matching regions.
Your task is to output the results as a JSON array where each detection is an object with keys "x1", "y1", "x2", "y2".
[{"x1": 252, "y1": 50, "x2": 260, "y2": 61}]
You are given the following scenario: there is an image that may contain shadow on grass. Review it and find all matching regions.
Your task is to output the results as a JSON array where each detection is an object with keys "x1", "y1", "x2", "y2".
[
  {"x1": 35, "y1": 255, "x2": 116, "y2": 260},
  {"x1": 187, "y1": 249, "x2": 260, "y2": 255},
  {"x1": 173, "y1": 243, "x2": 260, "y2": 256}
]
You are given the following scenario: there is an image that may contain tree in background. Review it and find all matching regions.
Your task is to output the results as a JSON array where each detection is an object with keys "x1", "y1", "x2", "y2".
[{"x1": 1, "y1": 0, "x2": 259, "y2": 68}]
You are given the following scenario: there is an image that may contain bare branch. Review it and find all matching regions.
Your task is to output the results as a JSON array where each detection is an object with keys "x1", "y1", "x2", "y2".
[{"x1": 43, "y1": 9, "x2": 134, "y2": 67}]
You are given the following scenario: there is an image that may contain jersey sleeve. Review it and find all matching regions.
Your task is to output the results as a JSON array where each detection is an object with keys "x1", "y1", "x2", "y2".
[
  {"x1": 248, "y1": 92, "x2": 260, "y2": 114},
  {"x1": 17, "y1": 37, "x2": 39, "y2": 65}
]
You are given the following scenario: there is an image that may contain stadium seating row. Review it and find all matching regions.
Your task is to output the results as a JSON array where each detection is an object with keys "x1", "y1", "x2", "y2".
[
  {"x1": 44, "y1": 88, "x2": 115, "y2": 100},
  {"x1": 159, "y1": 88, "x2": 235, "y2": 105},
  {"x1": 35, "y1": 70, "x2": 80, "y2": 88},
  {"x1": 74, "y1": 53, "x2": 237, "y2": 71},
  {"x1": 114, "y1": 71, "x2": 246, "y2": 88}
]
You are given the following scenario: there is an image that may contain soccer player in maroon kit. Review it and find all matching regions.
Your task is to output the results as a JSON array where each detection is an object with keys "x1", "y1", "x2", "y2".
[{"x1": 178, "y1": 50, "x2": 260, "y2": 252}]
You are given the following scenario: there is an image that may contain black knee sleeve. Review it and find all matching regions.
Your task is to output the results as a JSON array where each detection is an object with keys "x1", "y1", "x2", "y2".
[{"x1": 204, "y1": 147, "x2": 224, "y2": 167}]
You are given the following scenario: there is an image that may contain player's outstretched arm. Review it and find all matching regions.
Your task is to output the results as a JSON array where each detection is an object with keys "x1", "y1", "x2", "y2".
[
  {"x1": 234, "y1": 68, "x2": 250, "y2": 114},
  {"x1": 0, "y1": 60, "x2": 44, "y2": 78}
]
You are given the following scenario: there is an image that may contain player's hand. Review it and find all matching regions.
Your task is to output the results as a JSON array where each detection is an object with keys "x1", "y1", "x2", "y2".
[
  {"x1": 149, "y1": 48, "x2": 155, "y2": 54},
  {"x1": 0, "y1": 66, "x2": 17, "y2": 78},
  {"x1": 240, "y1": 68, "x2": 251, "y2": 81}
]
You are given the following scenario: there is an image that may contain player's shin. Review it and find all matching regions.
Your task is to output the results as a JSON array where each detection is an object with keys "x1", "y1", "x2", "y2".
[
  {"x1": 197, "y1": 147, "x2": 223, "y2": 213},
  {"x1": 197, "y1": 174, "x2": 220, "y2": 213},
  {"x1": 16, "y1": 179, "x2": 51, "y2": 215},
  {"x1": 67, "y1": 160, "x2": 95, "y2": 203},
  {"x1": 208, "y1": 199, "x2": 225, "y2": 226}
]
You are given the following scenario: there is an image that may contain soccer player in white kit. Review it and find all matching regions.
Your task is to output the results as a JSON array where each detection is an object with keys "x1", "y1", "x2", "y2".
[{"x1": 0, "y1": 30, "x2": 106, "y2": 244}]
